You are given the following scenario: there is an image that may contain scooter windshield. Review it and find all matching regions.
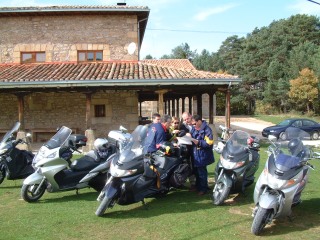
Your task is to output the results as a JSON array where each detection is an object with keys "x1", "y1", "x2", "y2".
[
  {"x1": 274, "y1": 153, "x2": 301, "y2": 171},
  {"x1": 1, "y1": 122, "x2": 20, "y2": 143},
  {"x1": 117, "y1": 125, "x2": 149, "y2": 163},
  {"x1": 223, "y1": 130, "x2": 250, "y2": 159},
  {"x1": 44, "y1": 126, "x2": 72, "y2": 150},
  {"x1": 119, "y1": 125, "x2": 148, "y2": 163},
  {"x1": 271, "y1": 127, "x2": 311, "y2": 171}
]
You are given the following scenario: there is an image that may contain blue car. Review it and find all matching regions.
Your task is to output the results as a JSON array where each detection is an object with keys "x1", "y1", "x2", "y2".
[{"x1": 261, "y1": 118, "x2": 320, "y2": 140}]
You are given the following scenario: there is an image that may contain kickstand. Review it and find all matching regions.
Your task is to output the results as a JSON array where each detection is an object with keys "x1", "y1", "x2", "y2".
[
  {"x1": 76, "y1": 189, "x2": 79, "y2": 195},
  {"x1": 141, "y1": 200, "x2": 148, "y2": 210}
]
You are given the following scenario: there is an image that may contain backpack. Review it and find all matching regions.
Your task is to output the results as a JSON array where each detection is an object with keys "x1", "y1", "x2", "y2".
[{"x1": 170, "y1": 163, "x2": 191, "y2": 188}]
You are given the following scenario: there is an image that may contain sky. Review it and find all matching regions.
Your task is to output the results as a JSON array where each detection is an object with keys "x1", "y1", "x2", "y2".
[{"x1": 1, "y1": 0, "x2": 320, "y2": 59}]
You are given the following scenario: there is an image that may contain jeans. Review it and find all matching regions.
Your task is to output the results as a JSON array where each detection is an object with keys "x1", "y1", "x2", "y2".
[{"x1": 195, "y1": 166, "x2": 209, "y2": 192}]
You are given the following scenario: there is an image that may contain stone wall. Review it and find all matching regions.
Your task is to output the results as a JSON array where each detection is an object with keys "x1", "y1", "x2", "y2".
[
  {"x1": 0, "y1": 14, "x2": 138, "y2": 63},
  {"x1": 0, "y1": 90, "x2": 139, "y2": 142}
]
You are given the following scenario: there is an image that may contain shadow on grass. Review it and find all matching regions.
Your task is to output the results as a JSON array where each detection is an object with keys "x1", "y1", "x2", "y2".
[
  {"x1": 253, "y1": 197, "x2": 320, "y2": 236},
  {"x1": 36, "y1": 189, "x2": 100, "y2": 203},
  {"x1": 97, "y1": 189, "x2": 236, "y2": 219}
]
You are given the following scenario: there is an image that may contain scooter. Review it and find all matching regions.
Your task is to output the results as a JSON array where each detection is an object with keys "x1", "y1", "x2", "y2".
[
  {"x1": 212, "y1": 130, "x2": 260, "y2": 205},
  {"x1": 251, "y1": 127, "x2": 320, "y2": 235},
  {"x1": 0, "y1": 122, "x2": 34, "y2": 185},
  {"x1": 95, "y1": 125, "x2": 191, "y2": 216},
  {"x1": 21, "y1": 126, "x2": 114, "y2": 202}
]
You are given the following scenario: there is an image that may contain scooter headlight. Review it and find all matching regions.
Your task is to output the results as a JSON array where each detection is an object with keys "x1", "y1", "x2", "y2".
[
  {"x1": 220, "y1": 155, "x2": 245, "y2": 169},
  {"x1": 0, "y1": 148, "x2": 8, "y2": 155},
  {"x1": 267, "y1": 173, "x2": 298, "y2": 189},
  {"x1": 110, "y1": 161, "x2": 137, "y2": 177}
]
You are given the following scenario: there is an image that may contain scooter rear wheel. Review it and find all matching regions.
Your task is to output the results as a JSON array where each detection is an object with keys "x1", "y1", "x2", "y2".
[
  {"x1": 251, "y1": 206, "x2": 273, "y2": 235},
  {"x1": 0, "y1": 164, "x2": 6, "y2": 185},
  {"x1": 212, "y1": 180, "x2": 231, "y2": 205},
  {"x1": 95, "y1": 196, "x2": 115, "y2": 217},
  {"x1": 21, "y1": 183, "x2": 46, "y2": 203}
]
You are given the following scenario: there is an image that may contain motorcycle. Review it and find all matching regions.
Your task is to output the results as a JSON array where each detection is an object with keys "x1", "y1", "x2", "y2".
[
  {"x1": 21, "y1": 126, "x2": 116, "y2": 202},
  {"x1": 251, "y1": 127, "x2": 320, "y2": 235},
  {"x1": 95, "y1": 125, "x2": 191, "y2": 217},
  {"x1": 212, "y1": 130, "x2": 260, "y2": 205},
  {"x1": 0, "y1": 122, "x2": 34, "y2": 185}
]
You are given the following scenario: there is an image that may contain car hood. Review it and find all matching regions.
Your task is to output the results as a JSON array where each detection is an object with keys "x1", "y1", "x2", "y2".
[{"x1": 263, "y1": 125, "x2": 285, "y2": 132}]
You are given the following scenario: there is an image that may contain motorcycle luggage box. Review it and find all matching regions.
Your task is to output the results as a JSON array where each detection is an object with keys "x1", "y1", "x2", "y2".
[{"x1": 68, "y1": 134, "x2": 87, "y2": 148}]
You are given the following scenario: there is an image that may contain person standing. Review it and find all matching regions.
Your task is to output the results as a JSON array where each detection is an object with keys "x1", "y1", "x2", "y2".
[
  {"x1": 190, "y1": 114, "x2": 215, "y2": 195},
  {"x1": 146, "y1": 113, "x2": 166, "y2": 153},
  {"x1": 180, "y1": 112, "x2": 196, "y2": 191}
]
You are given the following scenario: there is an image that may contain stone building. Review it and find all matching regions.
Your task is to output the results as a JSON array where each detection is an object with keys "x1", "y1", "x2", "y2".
[{"x1": 0, "y1": 5, "x2": 240, "y2": 148}]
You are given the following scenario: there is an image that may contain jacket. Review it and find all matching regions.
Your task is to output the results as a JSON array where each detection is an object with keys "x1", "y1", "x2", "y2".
[
  {"x1": 190, "y1": 120, "x2": 215, "y2": 167},
  {"x1": 147, "y1": 123, "x2": 166, "y2": 153}
]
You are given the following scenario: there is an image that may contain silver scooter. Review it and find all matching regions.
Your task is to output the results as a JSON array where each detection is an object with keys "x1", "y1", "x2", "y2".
[
  {"x1": 21, "y1": 126, "x2": 131, "y2": 203},
  {"x1": 251, "y1": 127, "x2": 320, "y2": 235}
]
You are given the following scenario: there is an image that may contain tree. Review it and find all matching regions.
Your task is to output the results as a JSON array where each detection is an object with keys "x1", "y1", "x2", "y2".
[
  {"x1": 192, "y1": 49, "x2": 214, "y2": 71},
  {"x1": 288, "y1": 68, "x2": 319, "y2": 113},
  {"x1": 144, "y1": 54, "x2": 154, "y2": 59},
  {"x1": 160, "y1": 43, "x2": 196, "y2": 59}
]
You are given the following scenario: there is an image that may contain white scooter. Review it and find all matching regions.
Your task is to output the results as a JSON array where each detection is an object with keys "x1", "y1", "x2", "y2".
[
  {"x1": 21, "y1": 125, "x2": 132, "y2": 203},
  {"x1": 251, "y1": 127, "x2": 320, "y2": 235}
]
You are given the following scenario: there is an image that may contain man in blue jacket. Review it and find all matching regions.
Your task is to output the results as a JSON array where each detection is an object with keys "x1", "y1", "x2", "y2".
[
  {"x1": 146, "y1": 113, "x2": 166, "y2": 153},
  {"x1": 190, "y1": 114, "x2": 215, "y2": 195}
]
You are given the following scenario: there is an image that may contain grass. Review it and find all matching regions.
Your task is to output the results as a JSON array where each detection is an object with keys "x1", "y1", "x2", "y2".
[
  {"x1": 254, "y1": 114, "x2": 320, "y2": 125},
  {"x1": 1, "y1": 146, "x2": 320, "y2": 240}
]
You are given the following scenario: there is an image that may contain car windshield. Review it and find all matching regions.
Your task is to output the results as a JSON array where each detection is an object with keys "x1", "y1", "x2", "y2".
[{"x1": 277, "y1": 119, "x2": 292, "y2": 126}]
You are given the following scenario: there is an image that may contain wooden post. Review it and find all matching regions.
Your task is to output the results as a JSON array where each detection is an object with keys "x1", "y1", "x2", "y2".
[
  {"x1": 197, "y1": 94, "x2": 202, "y2": 117},
  {"x1": 172, "y1": 99, "x2": 175, "y2": 116},
  {"x1": 188, "y1": 96, "x2": 192, "y2": 114},
  {"x1": 209, "y1": 93, "x2": 214, "y2": 124},
  {"x1": 155, "y1": 90, "x2": 168, "y2": 116},
  {"x1": 17, "y1": 94, "x2": 25, "y2": 130},
  {"x1": 85, "y1": 93, "x2": 92, "y2": 129},
  {"x1": 226, "y1": 89, "x2": 231, "y2": 128},
  {"x1": 181, "y1": 97, "x2": 185, "y2": 114},
  {"x1": 176, "y1": 98, "x2": 180, "y2": 117}
]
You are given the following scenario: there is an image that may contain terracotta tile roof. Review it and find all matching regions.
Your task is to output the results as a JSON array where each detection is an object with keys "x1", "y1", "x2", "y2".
[
  {"x1": 0, "y1": 61, "x2": 239, "y2": 83},
  {"x1": 141, "y1": 59, "x2": 196, "y2": 70},
  {"x1": 0, "y1": 6, "x2": 150, "y2": 12}
]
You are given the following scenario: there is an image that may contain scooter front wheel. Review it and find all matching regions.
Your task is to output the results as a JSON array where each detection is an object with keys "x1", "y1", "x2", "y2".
[
  {"x1": 95, "y1": 196, "x2": 115, "y2": 217},
  {"x1": 21, "y1": 183, "x2": 46, "y2": 203},
  {"x1": 212, "y1": 180, "x2": 231, "y2": 205},
  {"x1": 251, "y1": 206, "x2": 273, "y2": 235}
]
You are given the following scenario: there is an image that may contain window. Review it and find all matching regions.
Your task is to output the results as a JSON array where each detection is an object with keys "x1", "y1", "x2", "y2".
[
  {"x1": 78, "y1": 51, "x2": 103, "y2": 62},
  {"x1": 21, "y1": 52, "x2": 46, "y2": 63},
  {"x1": 94, "y1": 105, "x2": 105, "y2": 117}
]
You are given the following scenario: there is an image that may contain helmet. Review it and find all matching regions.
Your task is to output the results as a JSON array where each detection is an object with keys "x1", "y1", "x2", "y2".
[
  {"x1": 159, "y1": 141, "x2": 175, "y2": 156},
  {"x1": 94, "y1": 138, "x2": 110, "y2": 158},
  {"x1": 288, "y1": 138, "x2": 303, "y2": 156}
]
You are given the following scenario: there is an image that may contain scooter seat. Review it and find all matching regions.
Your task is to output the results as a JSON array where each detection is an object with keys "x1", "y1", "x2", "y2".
[{"x1": 70, "y1": 156, "x2": 100, "y2": 172}]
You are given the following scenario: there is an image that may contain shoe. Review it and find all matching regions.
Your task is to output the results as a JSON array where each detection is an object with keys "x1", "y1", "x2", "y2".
[{"x1": 197, "y1": 191, "x2": 206, "y2": 196}]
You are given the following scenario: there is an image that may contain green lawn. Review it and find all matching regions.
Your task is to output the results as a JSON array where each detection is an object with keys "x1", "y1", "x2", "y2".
[
  {"x1": 254, "y1": 114, "x2": 320, "y2": 125},
  {"x1": 1, "y1": 147, "x2": 320, "y2": 240}
]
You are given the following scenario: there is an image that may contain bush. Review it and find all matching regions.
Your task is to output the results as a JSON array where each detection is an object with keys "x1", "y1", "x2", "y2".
[{"x1": 254, "y1": 100, "x2": 277, "y2": 115}]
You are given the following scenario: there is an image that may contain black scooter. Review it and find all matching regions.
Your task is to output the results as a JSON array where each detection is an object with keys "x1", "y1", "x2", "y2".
[
  {"x1": 212, "y1": 130, "x2": 260, "y2": 205},
  {"x1": 95, "y1": 125, "x2": 191, "y2": 216},
  {"x1": 0, "y1": 122, "x2": 34, "y2": 185}
]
